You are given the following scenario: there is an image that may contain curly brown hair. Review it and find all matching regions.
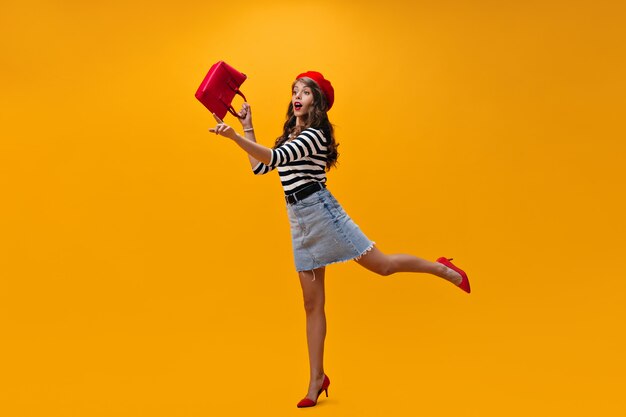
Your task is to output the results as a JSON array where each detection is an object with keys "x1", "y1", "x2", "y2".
[{"x1": 273, "y1": 77, "x2": 339, "y2": 170}]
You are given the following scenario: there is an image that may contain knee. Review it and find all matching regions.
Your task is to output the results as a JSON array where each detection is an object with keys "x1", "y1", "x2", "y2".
[
  {"x1": 302, "y1": 294, "x2": 324, "y2": 314},
  {"x1": 358, "y1": 251, "x2": 396, "y2": 276},
  {"x1": 374, "y1": 259, "x2": 395, "y2": 276},
  {"x1": 377, "y1": 265, "x2": 394, "y2": 276}
]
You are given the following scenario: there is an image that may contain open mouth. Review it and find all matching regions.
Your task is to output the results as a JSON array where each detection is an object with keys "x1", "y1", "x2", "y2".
[{"x1": 294, "y1": 102, "x2": 302, "y2": 111}]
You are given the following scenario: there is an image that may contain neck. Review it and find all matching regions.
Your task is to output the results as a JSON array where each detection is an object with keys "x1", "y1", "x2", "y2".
[{"x1": 296, "y1": 114, "x2": 309, "y2": 128}]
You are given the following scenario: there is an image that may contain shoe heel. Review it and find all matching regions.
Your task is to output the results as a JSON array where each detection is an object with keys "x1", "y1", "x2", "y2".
[{"x1": 325, "y1": 388, "x2": 328, "y2": 397}]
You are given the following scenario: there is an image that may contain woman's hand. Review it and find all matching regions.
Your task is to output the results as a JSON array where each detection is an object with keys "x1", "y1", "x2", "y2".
[
  {"x1": 237, "y1": 102, "x2": 253, "y2": 129},
  {"x1": 209, "y1": 113, "x2": 239, "y2": 140},
  {"x1": 208, "y1": 108, "x2": 271, "y2": 165}
]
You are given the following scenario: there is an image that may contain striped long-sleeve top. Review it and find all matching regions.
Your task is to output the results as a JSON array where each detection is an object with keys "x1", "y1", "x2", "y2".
[{"x1": 252, "y1": 127, "x2": 329, "y2": 195}]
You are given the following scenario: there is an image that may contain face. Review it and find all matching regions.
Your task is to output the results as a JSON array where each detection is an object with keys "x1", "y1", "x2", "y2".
[{"x1": 292, "y1": 81, "x2": 314, "y2": 119}]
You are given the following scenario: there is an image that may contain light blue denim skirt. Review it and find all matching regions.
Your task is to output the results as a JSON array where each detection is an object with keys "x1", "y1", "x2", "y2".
[{"x1": 286, "y1": 188, "x2": 374, "y2": 272}]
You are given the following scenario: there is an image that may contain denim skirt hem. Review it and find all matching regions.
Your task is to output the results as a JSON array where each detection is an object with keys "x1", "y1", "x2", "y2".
[
  {"x1": 286, "y1": 188, "x2": 374, "y2": 272},
  {"x1": 295, "y1": 241, "x2": 376, "y2": 272}
]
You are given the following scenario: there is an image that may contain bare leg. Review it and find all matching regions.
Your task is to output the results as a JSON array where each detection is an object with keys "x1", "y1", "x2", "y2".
[
  {"x1": 298, "y1": 267, "x2": 328, "y2": 401},
  {"x1": 355, "y1": 246, "x2": 462, "y2": 284}
]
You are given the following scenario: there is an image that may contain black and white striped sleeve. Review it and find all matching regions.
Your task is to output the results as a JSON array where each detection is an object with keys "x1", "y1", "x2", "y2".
[
  {"x1": 266, "y1": 129, "x2": 327, "y2": 168},
  {"x1": 252, "y1": 161, "x2": 275, "y2": 175}
]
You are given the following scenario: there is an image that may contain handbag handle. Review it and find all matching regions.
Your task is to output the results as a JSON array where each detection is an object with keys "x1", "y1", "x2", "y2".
[{"x1": 221, "y1": 87, "x2": 248, "y2": 118}]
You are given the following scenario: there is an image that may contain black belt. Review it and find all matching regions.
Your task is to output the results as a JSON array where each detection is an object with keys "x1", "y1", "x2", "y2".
[{"x1": 285, "y1": 182, "x2": 325, "y2": 205}]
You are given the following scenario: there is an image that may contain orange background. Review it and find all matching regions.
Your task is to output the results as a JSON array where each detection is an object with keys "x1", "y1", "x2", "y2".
[{"x1": 1, "y1": 0, "x2": 625, "y2": 415}]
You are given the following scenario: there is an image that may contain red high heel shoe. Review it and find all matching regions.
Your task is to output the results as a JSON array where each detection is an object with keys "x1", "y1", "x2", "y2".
[
  {"x1": 437, "y1": 257, "x2": 471, "y2": 293},
  {"x1": 296, "y1": 374, "x2": 330, "y2": 408}
]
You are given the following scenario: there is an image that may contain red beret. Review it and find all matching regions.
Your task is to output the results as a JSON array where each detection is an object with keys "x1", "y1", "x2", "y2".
[{"x1": 296, "y1": 71, "x2": 335, "y2": 111}]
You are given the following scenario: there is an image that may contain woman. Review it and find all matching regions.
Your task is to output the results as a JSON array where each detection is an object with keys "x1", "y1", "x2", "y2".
[{"x1": 209, "y1": 71, "x2": 470, "y2": 408}]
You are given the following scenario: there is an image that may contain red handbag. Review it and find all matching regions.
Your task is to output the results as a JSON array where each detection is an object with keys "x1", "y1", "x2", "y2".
[{"x1": 195, "y1": 61, "x2": 247, "y2": 119}]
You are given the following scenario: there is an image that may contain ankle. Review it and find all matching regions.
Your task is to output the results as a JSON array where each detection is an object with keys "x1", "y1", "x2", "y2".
[{"x1": 310, "y1": 372, "x2": 325, "y2": 382}]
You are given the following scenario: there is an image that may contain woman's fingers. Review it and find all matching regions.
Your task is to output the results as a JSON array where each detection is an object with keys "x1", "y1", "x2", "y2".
[
  {"x1": 209, "y1": 122, "x2": 235, "y2": 138},
  {"x1": 212, "y1": 113, "x2": 224, "y2": 124},
  {"x1": 237, "y1": 103, "x2": 249, "y2": 119},
  {"x1": 209, "y1": 124, "x2": 223, "y2": 135},
  {"x1": 209, "y1": 112, "x2": 241, "y2": 139}
]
